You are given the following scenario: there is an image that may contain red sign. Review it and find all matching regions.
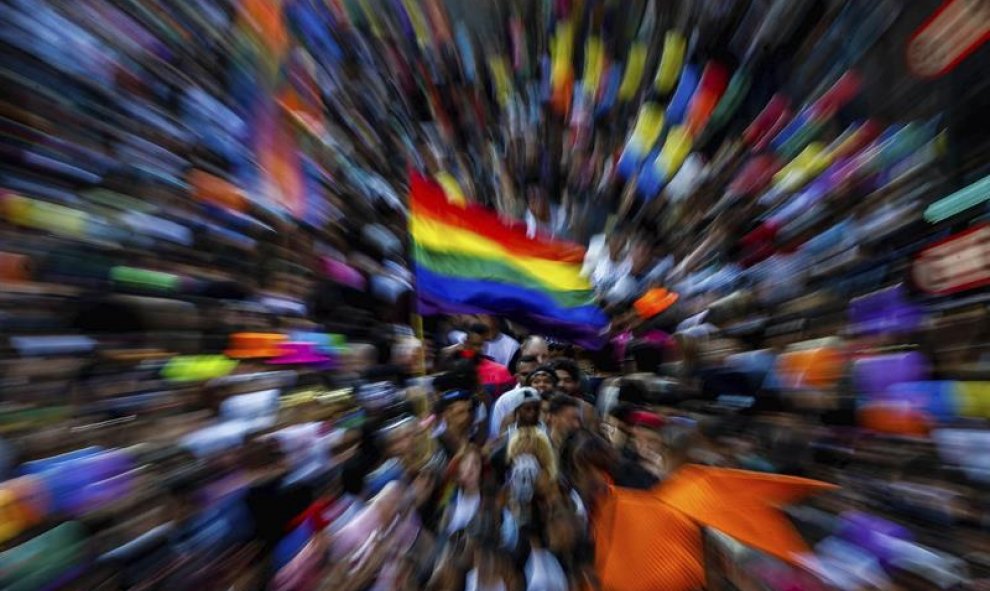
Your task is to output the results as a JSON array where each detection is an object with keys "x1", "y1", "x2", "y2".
[
  {"x1": 907, "y1": 0, "x2": 990, "y2": 78},
  {"x1": 913, "y1": 224, "x2": 990, "y2": 294}
]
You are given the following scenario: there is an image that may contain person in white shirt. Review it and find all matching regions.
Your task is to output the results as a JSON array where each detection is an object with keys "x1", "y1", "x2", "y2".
[
  {"x1": 449, "y1": 316, "x2": 520, "y2": 367},
  {"x1": 489, "y1": 355, "x2": 541, "y2": 440},
  {"x1": 478, "y1": 315, "x2": 520, "y2": 367}
]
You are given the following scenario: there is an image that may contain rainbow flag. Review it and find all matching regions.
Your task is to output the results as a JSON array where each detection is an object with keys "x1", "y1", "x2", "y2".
[{"x1": 410, "y1": 172, "x2": 607, "y2": 347}]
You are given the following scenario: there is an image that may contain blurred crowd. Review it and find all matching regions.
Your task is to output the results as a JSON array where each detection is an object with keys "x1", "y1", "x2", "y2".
[
  {"x1": 1, "y1": 0, "x2": 990, "y2": 589},
  {"x1": 6, "y1": 308, "x2": 990, "y2": 590}
]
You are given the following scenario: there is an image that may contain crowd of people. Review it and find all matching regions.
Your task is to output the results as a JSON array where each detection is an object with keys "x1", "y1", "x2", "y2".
[
  {"x1": 3, "y1": 302, "x2": 990, "y2": 589},
  {"x1": 1, "y1": 0, "x2": 989, "y2": 588}
]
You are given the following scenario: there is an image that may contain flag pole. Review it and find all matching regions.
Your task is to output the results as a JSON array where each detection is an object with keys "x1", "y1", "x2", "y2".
[{"x1": 412, "y1": 311, "x2": 426, "y2": 376}]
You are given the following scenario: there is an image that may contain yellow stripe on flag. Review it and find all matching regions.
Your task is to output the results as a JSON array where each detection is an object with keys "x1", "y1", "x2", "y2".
[{"x1": 410, "y1": 216, "x2": 593, "y2": 292}]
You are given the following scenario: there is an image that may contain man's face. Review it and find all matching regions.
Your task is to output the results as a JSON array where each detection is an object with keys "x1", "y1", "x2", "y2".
[
  {"x1": 530, "y1": 373, "x2": 556, "y2": 396},
  {"x1": 516, "y1": 360, "x2": 538, "y2": 385},
  {"x1": 465, "y1": 331, "x2": 486, "y2": 354},
  {"x1": 551, "y1": 406, "x2": 582, "y2": 439},
  {"x1": 516, "y1": 401, "x2": 540, "y2": 427},
  {"x1": 444, "y1": 400, "x2": 472, "y2": 435},
  {"x1": 555, "y1": 369, "x2": 580, "y2": 397},
  {"x1": 522, "y1": 339, "x2": 549, "y2": 365}
]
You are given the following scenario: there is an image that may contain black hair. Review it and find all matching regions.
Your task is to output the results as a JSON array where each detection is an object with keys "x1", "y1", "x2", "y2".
[
  {"x1": 526, "y1": 365, "x2": 559, "y2": 385},
  {"x1": 341, "y1": 460, "x2": 367, "y2": 496},
  {"x1": 549, "y1": 393, "x2": 580, "y2": 415},
  {"x1": 373, "y1": 338, "x2": 393, "y2": 365},
  {"x1": 617, "y1": 379, "x2": 648, "y2": 406},
  {"x1": 509, "y1": 354, "x2": 539, "y2": 375},
  {"x1": 551, "y1": 358, "x2": 582, "y2": 382},
  {"x1": 548, "y1": 340, "x2": 575, "y2": 356},
  {"x1": 507, "y1": 348, "x2": 522, "y2": 374},
  {"x1": 563, "y1": 429, "x2": 617, "y2": 481},
  {"x1": 608, "y1": 402, "x2": 636, "y2": 424},
  {"x1": 468, "y1": 322, "x2": 490, "y2": 336},
  {"x1": 433, "y1": 391, "x2": 471, "y2": 416},
  {"x1": 433, "y1": 360, "x2": 480, "y2": 393},
  {"x1": 628, "y1": 340, "x2": 664, "y2": 374},
  {"x1": 585, "y1": 342, "x2": 622, "y2": 374}
]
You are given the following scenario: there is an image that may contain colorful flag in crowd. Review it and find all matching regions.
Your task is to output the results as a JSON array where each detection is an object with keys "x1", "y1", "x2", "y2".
[{"x1": 409, "y1": 171, "x2": 608, "y2": 347}]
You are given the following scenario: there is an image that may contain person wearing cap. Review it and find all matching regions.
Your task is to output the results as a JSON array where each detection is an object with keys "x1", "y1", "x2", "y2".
[
  {"x1": 526, "y1": 366, "x2": 559, "y2": 398},
  {"x1": 505, "y1": 387, "x2": 546, "y2": 438},
  {"x1": 487, "y1": 355, "x2": 540, "y2": 441},
  {"x1": 489, "y1": 387, "x2": 547, "y2": 483}
]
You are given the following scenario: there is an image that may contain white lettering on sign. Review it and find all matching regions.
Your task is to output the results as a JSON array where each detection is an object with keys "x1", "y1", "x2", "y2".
[{"x1": 913, "y1": 224, "x2": 990, "y2": 294}]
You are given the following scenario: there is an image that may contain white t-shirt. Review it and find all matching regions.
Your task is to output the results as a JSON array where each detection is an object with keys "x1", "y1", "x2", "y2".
[
  {"x1": 451, "y1": 332, "x2": 520, "y2": 367},
  {"x1": 484, "y1": 333, "x2": 520, "y2": 367}
]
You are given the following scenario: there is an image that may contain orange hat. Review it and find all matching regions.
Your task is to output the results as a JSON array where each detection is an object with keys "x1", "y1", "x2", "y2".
[
  {"x1": 858, "y1": 403, "x2": 930, "y2": 436},
  {"x1": 634, "y1": 288, "x2": 679, "y2": 320},
  {"x1": 224, "y1": 332, "x2": 286, "y2": 359}
]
